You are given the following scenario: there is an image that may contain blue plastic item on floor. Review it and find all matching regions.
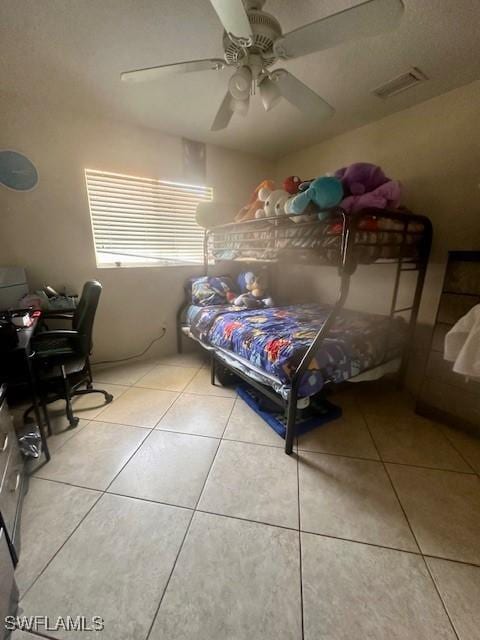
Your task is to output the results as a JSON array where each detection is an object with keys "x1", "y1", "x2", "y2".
[{"x1": 236, "y1": 384, "x2": 342, "y2": 439}]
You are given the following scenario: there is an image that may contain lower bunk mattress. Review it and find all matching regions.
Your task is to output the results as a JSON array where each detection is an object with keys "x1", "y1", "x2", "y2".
[{"x1": 185, "y1": 303, "x2": 407, "y2": 398}]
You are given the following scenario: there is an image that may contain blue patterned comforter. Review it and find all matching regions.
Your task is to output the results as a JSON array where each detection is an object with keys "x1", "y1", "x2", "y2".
[{"x1": 188, "y1": 303, "x2": 406, "y2": 397}]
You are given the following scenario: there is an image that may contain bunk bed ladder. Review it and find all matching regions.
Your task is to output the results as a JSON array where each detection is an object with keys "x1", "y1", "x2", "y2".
[{"x1": 388, "y1": 218, "x2": 432, "y2": 384}]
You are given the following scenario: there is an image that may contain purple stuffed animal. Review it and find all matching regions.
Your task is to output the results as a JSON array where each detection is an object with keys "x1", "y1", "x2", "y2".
[{"x1": 334, "y1": 162, "x2": 402, "y2": 213}]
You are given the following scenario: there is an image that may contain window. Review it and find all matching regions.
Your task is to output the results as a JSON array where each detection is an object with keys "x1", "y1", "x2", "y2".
[{"x1": 85, "y1": 169, "x2": 212, "y2": 267}]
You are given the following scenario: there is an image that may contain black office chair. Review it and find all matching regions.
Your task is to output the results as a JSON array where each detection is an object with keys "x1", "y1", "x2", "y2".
[{"x1": 29, "y1": 280, "x2": 113, "y2": 429}]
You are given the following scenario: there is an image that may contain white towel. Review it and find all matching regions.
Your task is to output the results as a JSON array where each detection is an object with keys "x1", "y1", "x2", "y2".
[{"x1": 444, "y1": 304, "x2": 480, "y2": 379}]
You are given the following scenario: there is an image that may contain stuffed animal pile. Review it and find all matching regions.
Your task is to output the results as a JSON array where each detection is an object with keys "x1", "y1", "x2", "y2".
[
  {"x1": 195, "y1": 162, "x2": 404, "y2": 229},
  {"x1": 241, "y1": 163, "x2": 402, "y2": 224},
  {"x1": 233, "y1": 174, "x2": 345, "y2": 223}
]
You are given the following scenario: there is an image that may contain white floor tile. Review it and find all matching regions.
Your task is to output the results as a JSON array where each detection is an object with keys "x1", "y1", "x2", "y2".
[
  {"x1": 298, "y1": 398, "x2": 378, "y2": 459},
  {"x1": 15, "y1": 478, "x2": 100, "y2": 595},
  {"x1": 109, "y1": 430, "x2": 218, "y2": 508},
  {"x1": 302, "y1": 534, "x2": 456, "y2": 640},
  {"x1": 427, "y1": 557, "x2": 480, "y2": 640},
  {"x1": 154, "y1": 351, "x2": 207, "y2": 368},
  {"x1": 299, "y1": 451, "x2": 417, "y2": 551},
  {"x1": 223, "y1": 397, "x2": 284, "y2": 447},
  {"x1": 95, "y1": 386, "x2": 178, "y2": 428},
  {"x1": 184, "y1": 368, "x2": 236, "y2": 398},
  {"x1": 20, "y1": 494, "x2": 191, "y2": 640},
  {"x1": 36, "y1": 418, "x2": 89, "y2": 456},
  {"x1": 440, "y1": 425, "x2": 480, "y2": 474},
  {"x1": 367, "y1": 412, "x2": 470, "y2": 471},
  {"x1": 92, "y1": 359, "x2": 157, "y2": 385},
  {"x1": 150, "y1": 511, "x2": 301, "y2": 640},
  {"x1": 198, "y1": 440, "x2": 298, "y2": 528},
  {"x1": 156, "y1": 393, "x2": 234, "y2": 438},
  {"x1": 388, "y1": 464, "x2": 480, "y2": 564},
  {"x1": 135, "y1": 365, "x2": 199, "y2": 392},
  {"x1": 34, "y1": 421, "x2": 148, "y2": 490}
]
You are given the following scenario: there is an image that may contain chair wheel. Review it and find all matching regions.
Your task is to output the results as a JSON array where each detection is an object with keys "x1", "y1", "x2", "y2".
[
  {"x1": 105, "y1": 393, "x2": 114, "y2": 404},
  {"x1": 86, "y1": 382, "x2": 93, "y2": 390},
  {"x1": 69, "y1": 417, "x2": 80, "y2": 428}
]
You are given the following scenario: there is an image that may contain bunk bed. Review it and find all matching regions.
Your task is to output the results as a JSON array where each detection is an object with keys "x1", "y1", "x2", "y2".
[{"x1": 177, "y1": 207, "x2": 432, "y2": 454}]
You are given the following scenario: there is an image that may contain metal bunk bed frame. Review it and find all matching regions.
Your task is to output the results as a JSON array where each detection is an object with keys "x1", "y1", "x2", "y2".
[{"x1": 177, "y1": 208, "x2": 432, "y2": 455}]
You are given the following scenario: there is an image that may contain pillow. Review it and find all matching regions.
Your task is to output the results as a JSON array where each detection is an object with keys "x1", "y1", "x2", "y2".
[{"x1": 191, "y1": 276, "x2": 236, "y2": 306}]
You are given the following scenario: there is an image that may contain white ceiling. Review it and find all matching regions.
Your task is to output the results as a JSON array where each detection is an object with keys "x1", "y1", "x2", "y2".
[{"x1": 1, "y1": 0, "x2": 480, "y2": 158}]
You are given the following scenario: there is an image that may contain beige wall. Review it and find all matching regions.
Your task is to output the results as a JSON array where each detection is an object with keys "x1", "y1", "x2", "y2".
[
  {"x1": 275, "y1": 79, "x2": 480, "y2": 392},
  {"x1": 0, "y1": 96, "x2": 274, "y2": 360}
]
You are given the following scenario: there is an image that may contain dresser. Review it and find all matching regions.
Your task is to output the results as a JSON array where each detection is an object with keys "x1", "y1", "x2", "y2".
[
  {"x1": 416, "y1": 251, "x2": 480, "y2": 432},
  {"x1": 0, "y1": 384, "x2": 25, "y2": 639},
  {"x1": 1, "y1": 384, "x2": 25, "y2": 552},
  {"x1": 0, "y1": 515, "x2": 18, "y2": 640}
]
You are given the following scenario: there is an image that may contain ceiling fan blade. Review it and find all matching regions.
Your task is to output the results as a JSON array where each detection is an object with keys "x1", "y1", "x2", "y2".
[
  {"x1": 273, "y1": 0, "x2": 404, "y2": 59},
  {"x1": 209, "y1": 0, "x2": 253, "y2": 43},
  {"x1": 211, "y1": 91, "x2": 234, "y2": 131},
  {"x1": 259, "y1": 76, "x2": 281, "y2": 111},
  {"x1": 121, "y1": 58, "x2": 225, "y2": 83},
  {"x1": 274, "y1": 70, "x2": 334, "y2": 120}
]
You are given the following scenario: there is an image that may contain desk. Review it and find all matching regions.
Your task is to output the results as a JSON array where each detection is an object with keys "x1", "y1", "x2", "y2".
[
  {"x1": 0, "y1": 513, "x2": 19, "y2": 640},
  {"x1": 1, "y1": 315, "x2": 51, "y2": 463}
]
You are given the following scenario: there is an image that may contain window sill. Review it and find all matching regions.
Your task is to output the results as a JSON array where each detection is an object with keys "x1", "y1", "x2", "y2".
[{"x1": 96, "y1": 262, "x2": 203, "y2": 269}]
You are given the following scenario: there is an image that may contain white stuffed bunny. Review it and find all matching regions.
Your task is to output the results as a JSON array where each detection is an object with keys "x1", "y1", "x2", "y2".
[{"x1": 258, "y1": 186, "x2": 289, "y2": 220}]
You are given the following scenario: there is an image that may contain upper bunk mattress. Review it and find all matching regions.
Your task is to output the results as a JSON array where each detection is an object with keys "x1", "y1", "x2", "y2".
[{"x1": 187, "y1": 303, "x2": 407, "y2": 398}]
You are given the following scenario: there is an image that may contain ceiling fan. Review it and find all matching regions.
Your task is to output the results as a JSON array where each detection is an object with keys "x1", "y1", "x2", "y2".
[{"x1": 121, "y1": 0, "x2": 404, "y2": 131}]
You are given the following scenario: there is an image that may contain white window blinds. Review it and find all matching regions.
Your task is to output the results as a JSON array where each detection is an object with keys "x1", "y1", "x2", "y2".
[{"x1": 85, "y1": 169, "x2": 212, "y2": 267}]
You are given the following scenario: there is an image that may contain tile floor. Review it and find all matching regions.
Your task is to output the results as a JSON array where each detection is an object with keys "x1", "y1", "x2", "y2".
[{"x1": 11, "y1": 352, "x2": 480, "y2": 640}]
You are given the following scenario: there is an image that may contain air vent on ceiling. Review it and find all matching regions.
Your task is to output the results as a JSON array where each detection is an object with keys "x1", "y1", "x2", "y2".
[{"x1": 373, "y1": 68, "x2": 428, "y2": 99}]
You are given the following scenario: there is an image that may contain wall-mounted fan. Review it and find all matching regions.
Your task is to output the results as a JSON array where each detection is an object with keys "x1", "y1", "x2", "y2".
[{"x1": 121, "y1": 0, "x2": 404, "y2": 131}]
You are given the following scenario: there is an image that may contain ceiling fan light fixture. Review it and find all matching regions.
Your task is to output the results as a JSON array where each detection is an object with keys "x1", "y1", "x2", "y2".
[
  {"x1": 259, "y1": 76, "x2": 281, "y2": 111},
  {"x1": 228, "y1": 66, "x2": 252, "y2": 100},
  {"x1": 231, "y1": 95, "x2": 250, "y2": 116}
]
